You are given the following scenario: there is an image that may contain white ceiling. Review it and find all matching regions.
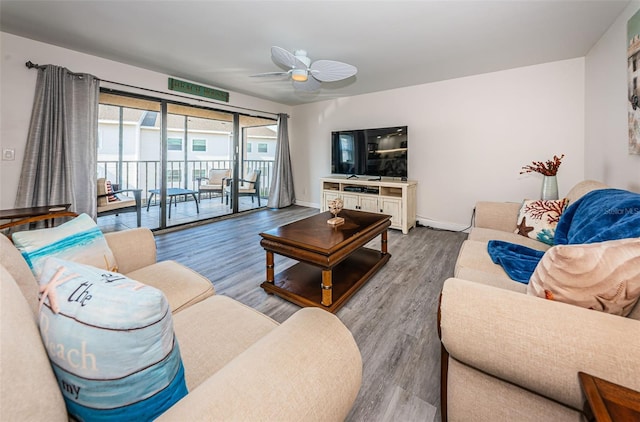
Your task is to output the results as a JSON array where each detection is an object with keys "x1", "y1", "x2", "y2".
[{"x1": 0, "y1": 0, "x2": 630, "y2": 106}]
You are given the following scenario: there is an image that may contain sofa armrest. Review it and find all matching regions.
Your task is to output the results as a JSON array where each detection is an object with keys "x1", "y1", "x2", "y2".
[
  {"x1": 158, "y1": 307, "x2": 362, "y2": 422},
  {"x1": 439, "y1": 278, "x2": 640, "y2": 411},
  {"x1": 104, "y1": 228, "x2": 157, "y2": 273},
  {"x1": 474, "y1": 201, "x2": 521, "y2": 232}
]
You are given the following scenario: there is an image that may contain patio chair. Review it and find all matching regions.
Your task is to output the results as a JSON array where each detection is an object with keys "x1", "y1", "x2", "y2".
[
  {"x1": 224, "y1": 169, "x2": 261, "y2": 208},
  {"x1": 197, "y1": 168, "x2": 231, "y2": 202},
  {"x1": 97, "y1": 178, "x2": 142, "y2": 227}
]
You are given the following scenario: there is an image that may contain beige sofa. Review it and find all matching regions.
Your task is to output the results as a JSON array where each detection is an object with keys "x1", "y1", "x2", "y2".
[
  {"x1": 0, "y1": 228, "x2": 362, "y2": 421},
  {"x1": 439, "y1": 180, "x2": 640, "y2": 421}
]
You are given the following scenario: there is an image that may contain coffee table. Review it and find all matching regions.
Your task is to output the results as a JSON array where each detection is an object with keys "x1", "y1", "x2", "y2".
[
  {"x1": 259, "y1": 209, "x2": 391, "y2": 313},
  {"x1": 579, "y1": 372, "x2": 640, "y2": 422},
  {"x1": 146, "y1": 188, "x2": 199, "y2": 218}
]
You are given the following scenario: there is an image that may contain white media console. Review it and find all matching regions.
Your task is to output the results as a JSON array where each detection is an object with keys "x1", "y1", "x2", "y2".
[{"x1": 320, "y1": 175, "x2": 417, "y2": 234}]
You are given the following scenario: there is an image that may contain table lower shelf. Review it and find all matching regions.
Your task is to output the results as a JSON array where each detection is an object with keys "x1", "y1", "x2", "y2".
[{"x1": 260, "y1": 247, "x2": 390, "y2": 313}]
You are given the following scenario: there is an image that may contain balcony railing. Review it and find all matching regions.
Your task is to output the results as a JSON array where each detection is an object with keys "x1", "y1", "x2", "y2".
[{"x1": 97, "y1": 159, "x2": 274, "y2": 203}]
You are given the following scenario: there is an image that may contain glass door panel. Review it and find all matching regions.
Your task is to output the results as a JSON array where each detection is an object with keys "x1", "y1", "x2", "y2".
[
  {"x1": 165, "y1": 105, "x2": 234, "y2": 227},
  {"x1": 97, "y1": 100, "x2": 162, "y2": 232}
]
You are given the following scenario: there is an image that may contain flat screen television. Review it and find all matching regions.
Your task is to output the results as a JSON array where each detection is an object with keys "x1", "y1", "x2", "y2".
[{"x1": 331, "y1": 125, "x2": 408, "y2": 178}]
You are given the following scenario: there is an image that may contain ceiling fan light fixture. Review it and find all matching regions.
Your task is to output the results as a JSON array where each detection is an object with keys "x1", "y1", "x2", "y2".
[{"x1": 291, "y1": 69, "x2": 308, "y2": 82}]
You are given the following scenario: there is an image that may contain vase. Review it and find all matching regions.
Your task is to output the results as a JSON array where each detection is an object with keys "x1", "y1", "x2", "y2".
[{"x1": 541, "y1": 175, "x2": 559, "y2": 200}]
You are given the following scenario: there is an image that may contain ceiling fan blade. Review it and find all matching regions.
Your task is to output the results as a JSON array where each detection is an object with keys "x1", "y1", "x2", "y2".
[
  {"x1": 250, "y1": 71, "x2": 290, "y2": 77},
  {"x1": 310, "y1": 60, "x2": 357, "y2": 82},
  {"x1": 293, "y1": 77, "x2": 321, "y2": 92},
  {"x1": 271, "y1": 46, "x2": 308, "y2": 70}
]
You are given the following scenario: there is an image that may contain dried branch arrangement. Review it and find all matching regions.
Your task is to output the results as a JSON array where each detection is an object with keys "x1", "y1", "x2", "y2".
[{"x1": 520, "y1": 154, "x2": 565, "y2": 176}]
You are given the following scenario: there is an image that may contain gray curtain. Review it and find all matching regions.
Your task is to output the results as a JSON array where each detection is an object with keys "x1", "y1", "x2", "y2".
[
  {"x1": 267, "y1": 113, "x2": 295, "y2": 208},
  {"x1": 15, "y1": 65, "x2": 100, "y2": 218}
]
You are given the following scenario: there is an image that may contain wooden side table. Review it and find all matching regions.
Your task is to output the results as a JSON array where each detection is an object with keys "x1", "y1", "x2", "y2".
[
  {"x1": 578, "y1": 372, "x2": 640, "y2": 422},
  {"x1": 0, "y1": 204, "x2": 76, "y2": 231}
]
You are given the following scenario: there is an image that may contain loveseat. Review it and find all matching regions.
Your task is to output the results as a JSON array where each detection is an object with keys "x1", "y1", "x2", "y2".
[
  {"x1": 439, "y1": 180, "x2": 640, "y2": 421},
  {"x1": 0, "y1": 227, "x2": 362, "y2": 421}
]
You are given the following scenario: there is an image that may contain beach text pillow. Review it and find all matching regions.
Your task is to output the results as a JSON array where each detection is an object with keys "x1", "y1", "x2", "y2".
[
  {"x1": 527, "y1": 238, "x2": 640, "y2": 316},
  {"x1": 514, "y1": 198, "x2": 569, "y2": 245},
  {"x1": 37, "y1": 257, "x2": 187, "y2": 420},
  {"x1": 12, "y1": 213, "x2": 117, "y2": 278}
]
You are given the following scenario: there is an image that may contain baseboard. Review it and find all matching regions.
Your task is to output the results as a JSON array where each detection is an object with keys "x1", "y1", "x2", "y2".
[
  {"x1": 416, "y1": 217, "x2": 471, "y2": 233},
  {"x1": 294, "y1": 200, "x2": 320, "y2": 209}
]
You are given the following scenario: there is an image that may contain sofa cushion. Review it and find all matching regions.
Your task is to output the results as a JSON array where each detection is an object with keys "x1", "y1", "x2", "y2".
[
  {"x1": 37, "y1": 258, "x2": 188, "y2": 421},
  {"x1": 126, "y1": 260, "x2": 215, "y2": 313},
  {"x1": 527, "y1": 238, "x2": 640, "y2": 316},
  {"x1": 455, "y1": 239, "x2": 549, "y2": 288},
  {"x1": 514, "y1": 198, "x2": 569, "y2": 245},
  {"x1": 468, "y1": 227, "x2": 551, "y2": 251},
  {"x1": 12, "y1": 213, "x2": 117, "y2": 278},
  {"x1": 0, "y1": 266, "x2": 68, "y2": 421},
  {"x1": 172, "y1": 295, "x2": 278, "y2": 390},
  {"x1": 455, "y1": 266, "x2": 527, "y2": 293}
]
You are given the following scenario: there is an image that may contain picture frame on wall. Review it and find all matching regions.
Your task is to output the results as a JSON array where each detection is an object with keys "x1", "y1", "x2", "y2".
[{"x1": 627, "y1": 9, "x2": 640, "y2": 155}]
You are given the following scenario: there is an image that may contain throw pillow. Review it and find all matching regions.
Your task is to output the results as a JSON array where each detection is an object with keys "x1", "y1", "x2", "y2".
[
  {"x1": 527, "y1": 238, "x2": 640, "y2": 316},
  {"x1": 12, "y1": 213, "x2": 117, "y2": 278},
  {"x1": 37, "y1": 257, "x2": 188, "y2": 421},
  {"x1": 105, "y1": 180, "x2": 120, "y2": 203},
  {"x1": 514, "y1": 198, "x2": 569, "y2": 245}
]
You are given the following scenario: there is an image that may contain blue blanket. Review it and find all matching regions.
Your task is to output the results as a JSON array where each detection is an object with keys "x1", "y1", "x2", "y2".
[{"x1": 487, "y1": 188, "x2": 640, "y2": 283}]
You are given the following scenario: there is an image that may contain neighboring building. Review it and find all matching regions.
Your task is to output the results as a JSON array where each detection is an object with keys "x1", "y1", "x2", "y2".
[{"x1": 97, "y1": 106, "x2": 276, "y2": 193}]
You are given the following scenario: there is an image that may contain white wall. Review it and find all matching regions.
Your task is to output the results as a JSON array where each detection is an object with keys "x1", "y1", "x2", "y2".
[
  {"x1": 585, "y1": 1, "x2": 640, "y2": 192},
  {"x1": 0, "y1": 32, "x2": 594, "y2": 229},
  {"x1": 291, "y1": 58, "x2": 586, "y2": 229},
  {"x1": 0, "y1": 32, "x2": 290, "y2": 209}
]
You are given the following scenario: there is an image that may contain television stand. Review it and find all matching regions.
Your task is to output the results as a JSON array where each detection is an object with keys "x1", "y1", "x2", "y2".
[
  {"x1": 347, "y1": 174, "x2": 359, "y2": 179},
  {"x1": 320, "y1": 175, "x2": 417, "y2": 234}
]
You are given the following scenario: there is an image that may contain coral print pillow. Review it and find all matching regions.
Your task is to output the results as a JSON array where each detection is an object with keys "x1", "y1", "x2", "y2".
[{"x1": 515, "y1": 198, "x2": 569, "y2": 245}]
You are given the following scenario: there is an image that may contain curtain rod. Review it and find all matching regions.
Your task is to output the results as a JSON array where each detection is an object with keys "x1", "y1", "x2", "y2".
[{"x1": 25, "y1": 61, "x2": 286, "y2": 119}]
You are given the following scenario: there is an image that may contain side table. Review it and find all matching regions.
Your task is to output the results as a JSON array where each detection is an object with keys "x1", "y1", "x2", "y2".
[
  {"x1": 0, "y1": 204, "x2": 77, "y2": 231},
  {"x1": 578, "y1": 371, "x2": 640, "y2": 422}
]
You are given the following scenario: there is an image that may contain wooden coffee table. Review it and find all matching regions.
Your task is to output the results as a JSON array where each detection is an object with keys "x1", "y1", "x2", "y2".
[
  {"x1": 259, "y1": 209, "x2": 391, "y2": 313},
  {"x1": 579, "y1": 372, "x2": 640, "y2": 422}
]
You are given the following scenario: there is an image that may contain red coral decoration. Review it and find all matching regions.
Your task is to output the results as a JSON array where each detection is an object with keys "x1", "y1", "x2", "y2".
[
  {"x1": 524, "y1": 199, "x2": 568, "y2": 224},
  {"x1": 520, "y1": 154, "x2": 565, "y2": 176}
]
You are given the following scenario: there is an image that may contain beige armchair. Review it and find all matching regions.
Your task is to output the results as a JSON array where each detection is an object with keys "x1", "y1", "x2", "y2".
[
  {"x1": 224, "y1": 169, "x2": 261, "y2": 208},
  {"x1": 97, "y1": 178, "x2": 142, "y2": 227},
  {"x1": 197, "y1": 168, "x2": 231, "y2": 202}
]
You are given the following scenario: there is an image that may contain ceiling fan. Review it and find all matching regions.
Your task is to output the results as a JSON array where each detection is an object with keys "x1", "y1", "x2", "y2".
[{"x1": 251, "y1": 46, "x2": 357, "y2": 91}]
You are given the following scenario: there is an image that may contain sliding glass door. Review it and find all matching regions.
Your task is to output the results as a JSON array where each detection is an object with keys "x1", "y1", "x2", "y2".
[{"x1": 97, "y1": 90, "x2": 277, "y2": 232}]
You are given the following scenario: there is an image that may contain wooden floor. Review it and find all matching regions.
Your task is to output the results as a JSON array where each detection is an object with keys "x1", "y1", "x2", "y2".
[{"x1": 154, "y1": 205, "x2": 467, "y2": 422}]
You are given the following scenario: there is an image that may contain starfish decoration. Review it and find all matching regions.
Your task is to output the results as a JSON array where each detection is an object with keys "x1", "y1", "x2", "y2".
[
  {"x1": 516, "y1": 217, "x2": 534, "y2": 237},
  {"x1": 39, "y1": 266, "x2": 79, "y2": 314}
]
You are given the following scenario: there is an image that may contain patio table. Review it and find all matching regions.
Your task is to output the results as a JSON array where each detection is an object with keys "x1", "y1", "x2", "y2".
[{"x1": 146, "y1": 188, "x2": 199, "y2": 218}]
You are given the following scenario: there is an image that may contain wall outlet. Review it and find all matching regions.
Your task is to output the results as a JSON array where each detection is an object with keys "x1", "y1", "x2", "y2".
[{"x1": 2, "y1": 148, "x2": 15, "y2": 161}]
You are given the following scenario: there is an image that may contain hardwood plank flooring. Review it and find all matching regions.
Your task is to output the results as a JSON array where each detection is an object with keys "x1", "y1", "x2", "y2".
[{"x1": 154, "y1": 205, "x2": 467, "y2": 421}]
